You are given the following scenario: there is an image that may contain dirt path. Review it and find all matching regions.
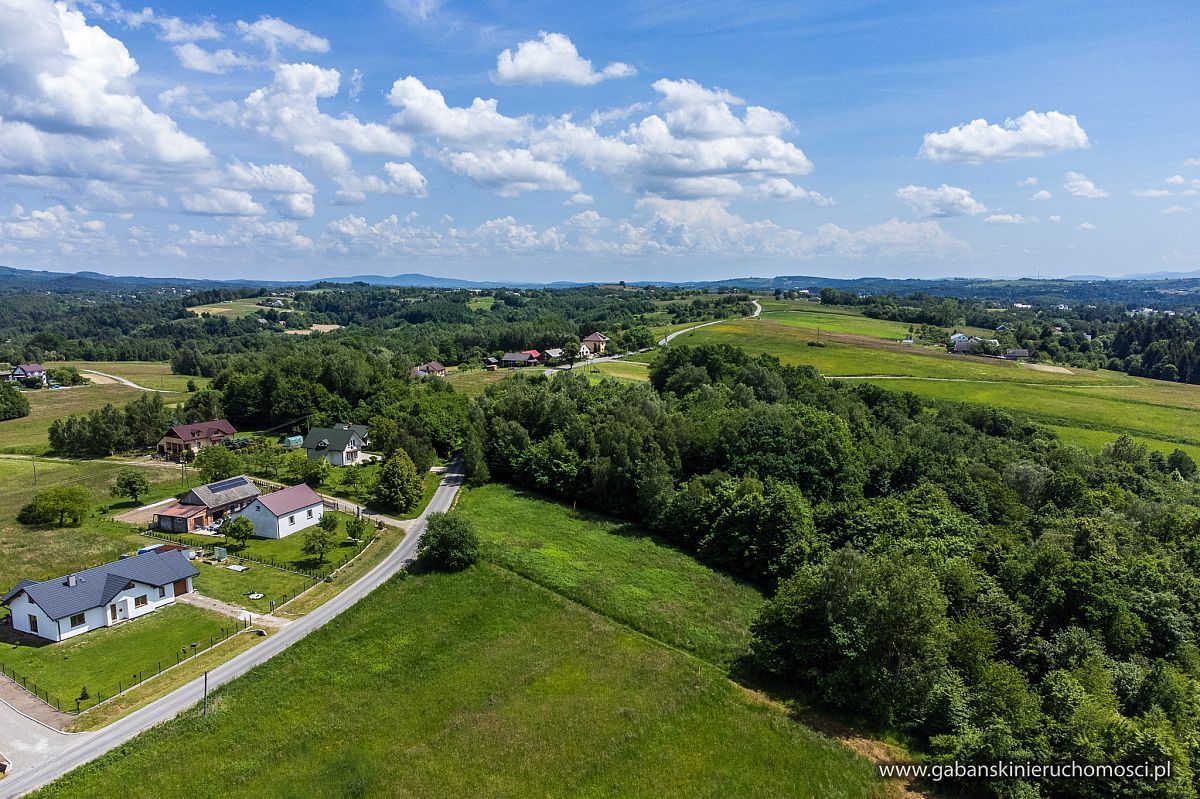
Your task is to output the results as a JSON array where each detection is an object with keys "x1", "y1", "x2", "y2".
[
  {"x1": 174, "y1": 593, "x2": 291, "y2": 628},
  {"x1": 0, "y1": 678, "x2": 74, "y2": 732}
]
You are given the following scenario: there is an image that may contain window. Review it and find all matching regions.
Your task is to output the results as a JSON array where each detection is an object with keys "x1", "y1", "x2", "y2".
[
  {"x1": 70, "y1": 613, "x2": 85, "y2": 628},
  {"x1": 307, "y1": 509, "x2": 313, "y2": 519},
  {"x1": 158, "y1": 586, "x2": 166, "y2": 599},
  {"x1": 28, "y1": 614, "x2": 38, "y2": 634},
  {"x1": 134, "y1": 594, "x2": 148, "y2": 608},
  {"x1": 289, "y1": 515, "x2": 295, "y2": 525}
]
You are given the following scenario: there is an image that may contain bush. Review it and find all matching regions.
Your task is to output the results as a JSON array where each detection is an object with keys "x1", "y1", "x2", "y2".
[{"x1": 416, "y1": 512, "x2": 479, "y2": 572}]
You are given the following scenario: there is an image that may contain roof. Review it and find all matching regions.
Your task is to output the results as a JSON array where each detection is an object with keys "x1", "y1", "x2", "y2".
[
  {"x1": 16, "y1": 363, "x2": 45, "y2": 372},
  {"x1": 582, "y1": 332, "x2": 609, "y2": 342},
  {"x1": 1, "y1": 550, "x2": 198, "y2": 621},
  {"x1": 501, "y1": 352, "x2": 531, "y2": 362},
  {"x1": 255, "y1": 484, "x2": 324, "y2": 516},
  {"x1": 521, "y1": 350, "x2": 540, "y2": 358},
  {"x1": 162, "y1": 419, "x2": 236, "y2": 442},
  {"x1": 155, "y1": 503, "x2": 207, "y2": 518},
  {"x1": 543, "y1": 348, "x2": 564, "y2": 358},
  {"x1": 184, "y1": 475, "x2": 260, "y2": 509},
  {"x1": 415, "y1": 361, "x2": 445, "y2": 372},
  {"x1": 303, "y1": 427, "x2": 361, "y2": 452}
]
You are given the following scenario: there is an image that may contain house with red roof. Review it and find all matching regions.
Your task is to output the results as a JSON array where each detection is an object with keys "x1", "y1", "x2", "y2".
[{"x1": 235, "y1": 483, "x2": 326, "y2": 539}]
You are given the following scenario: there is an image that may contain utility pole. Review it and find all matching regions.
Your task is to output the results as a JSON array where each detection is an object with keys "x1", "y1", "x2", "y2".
[
  {"x1": 32, "y1": 455, "x2": 36, "y2": 485},
  {"x1": 203, "y1": 670, "x2": 209, "y2": 717}
]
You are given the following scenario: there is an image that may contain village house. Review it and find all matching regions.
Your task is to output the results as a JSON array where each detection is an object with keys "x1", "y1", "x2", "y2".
[
  {"x1": 153, "y1": 475, "x2": 261, "y2": 532},
  {"x1": 411, "y1": 361, "x2": 447, "y2": 378},
  {"x1": 580, "y1": 332, "x2": 610, "y2": 358},
  {"x1": 540, "y1": 348, "x2": 565, "y2": 364},
  {"x1": 0, "y1": 363, "x2": 47, "y2": 384},
  {"x1": 1, "y1": 550, "x2": 198, "y2": 642},
  {"x1": 501, "y1": 352, "x2": 533, "y2": 368},
  {"x1": 156, "y1": 419, "x2": 237, "y2": 460},
  {"x1": 304, "y1": 426, "x2": 364, "y2": 466},
  {"x1": 234, "y1": 483, "x2": 325, "y2": 539},
  {"x1": 484, "y1": 357, "x2": 500, "y2": 371},
  {"x1": 333, "y1": 423, "x2": 370, "y2": 447},
  {"x1": 1004, "y1": 348, "x2": 1032, "y2": 360}
]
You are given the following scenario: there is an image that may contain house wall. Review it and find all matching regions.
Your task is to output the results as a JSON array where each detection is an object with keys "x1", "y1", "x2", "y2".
[
  {"x1": 7, "y1": 594, "x2": 58, "y2": 642},
  {"x1": 5, "y1": 577, "x2": 188, "y2": 642},
  {"x1": 237, "y1": 499, "x2": 323, "y2": 539}
]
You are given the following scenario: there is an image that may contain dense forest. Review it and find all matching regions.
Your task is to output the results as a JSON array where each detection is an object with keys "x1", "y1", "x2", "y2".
[{"x1": 472, "y1": 344, "x2": 1200, "y2": 799}]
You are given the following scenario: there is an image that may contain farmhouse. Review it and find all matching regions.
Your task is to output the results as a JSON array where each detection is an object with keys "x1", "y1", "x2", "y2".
[
  {"x1": 304, "y1": 426, "x2": 364, "y2": 466},
  {"x1": 235, "y1": 483, "x2": 325, "y2": 539},
  {"x1": 1, "y1": 550, "x2": 198, "y2": 642},
  {"x1": 1005, "y1": 348, "x2": 1032, "y2": 360},
  {"x1": 156, "y1": 419, "x2": 237, "y2": 460},
  {"x1": 411, "y1": 361, "x2": 447, "y2": 378},
  {"x1": 580, "y1": 332, "x2": 609, "y2": 357},
  {"x1": 1, "y1": 363, "x2": 47, "y2": 384},
  {"x1": 541, "y1": 348, "x2": 565, "y2": 363},
  {"x1": 333, "y1": 423, "x2": 370, "y2": 447},
  {"x1": 501, "y1": 352, "x2": 532, "y2": 368},
  {"x1": 153, "y1": 475, "x2": 261, "y2": 532}
]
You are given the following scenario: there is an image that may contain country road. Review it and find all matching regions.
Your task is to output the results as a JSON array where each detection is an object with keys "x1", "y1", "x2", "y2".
[
  {"x1": 658, "y1": 298, "x2": 762, "y2": 346},
  {"x1": 0, "y1": 462, "x2": 464, "y2": 799},
  {"x1": 79, "y1": 369, "x2": 169, "y2": 393}
]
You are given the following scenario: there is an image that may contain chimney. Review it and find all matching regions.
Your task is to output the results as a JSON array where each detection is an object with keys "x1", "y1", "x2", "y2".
[{"x1": 67, "y1": 574, "x2": 77, "y2": 588}]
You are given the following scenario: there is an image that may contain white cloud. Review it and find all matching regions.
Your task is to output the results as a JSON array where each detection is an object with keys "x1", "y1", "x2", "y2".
[
  {"x1": 920, "y1": 111, "x2": 1089, "y2": 162},
  {"x1": 0, "y1": 204, "x2": 113, "y2": 254},
  {"x1": 895, "y1": 185, "x2": 986, "y2": 218},
  {"x1": 984, "y1": 214, "x2": 1034, "y2": 224},
  {"x1": 385, "y1": 0, "x2": 441, "y2": 22},
  {"x1": 1166, "y1": 174, "x2": 1186, "y2": 185},
  {"x1": 387, "y1": 77, "x2": 527, "y2": 145},
  {"x1": 0, "y1": 0, "x2": 212, "y2": 182},
  {"x1": 349, "y1": 69, "x2": 364, "y2": 101},
  {"x1": 565, "y1": 192, "x2": 593, "y2": 205},
  {"x1": 443, "y1": 149, "x2": 580, "y2": 196},
  {"x1": 111, "y1": 6, "x2": 221, "y2": 43},
  {"x1": 493, "y1": 31, "x2": 635, "y2": 86},
  {"x1": 174, "y1": 43, "x2": 258, "y2": 74},
  {"x1": 383, "y1": 161, "x2": 428, "y2": 196},
  {"x1": 1063, "y1": 171, "x2": 1108, "y2": 199},
  {"x1": 225, "y1": 162, "x2": 315, "y2": 194},
  {"x1": 754, "y1": 178, "x2": 833, "y2": 205},
  {"x1": 1018, "y1": 176, "x2": 1039, "y2": 187},
  {"x1": 180, "y1": 188, "x2": 265, "y2": 216},
  {"x1": 181, "y1": 218, "x2": 313, "y2": 251},
  {"x1": 1031, "y1": 189, "x2": 1052, "y2": 200},
  {"x1": 273, "y1": 193, "x2": 314, "y2": 219},
  {"x1": 236, "y1": 16, "x2": 329, "y2": 55},
  {"x1": 1077, "y1": 221, "x2": 1097, "y2": 230},
  {"x1": 1132, "y1": 188, "x2": 1172, "y2": 197},
  {"x1": 1182, "y1": 160, "x2": 1200, "y2": 168}
]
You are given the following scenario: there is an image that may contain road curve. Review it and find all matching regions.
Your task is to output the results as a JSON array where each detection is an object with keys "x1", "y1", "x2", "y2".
[
  {"x1": 658, "y1": 298, "x2": 762, "y2": 346},
  {"x1": 0, "y1": 463, "x2": 464, "y2": 799},
  {"x1": 79, "y1": 370, "x2": 170, "y2": 393}
]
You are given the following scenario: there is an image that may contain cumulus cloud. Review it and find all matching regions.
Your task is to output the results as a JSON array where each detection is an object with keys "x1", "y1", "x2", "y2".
[
  {"x1": 1019, "y1": 176, "x2": 1039, "y2": 187},
  {"x1": 0, "y1": 203, "x2": 113, "y2": 254},
  {"x1": 754, "y1": 178, "x2": 833, "y2": 205},
  {"x1": 920, "y1": 111, "x2": 1089, "y2": 162},
  {"x1": 387, "y1": 77, "x2": 527, "y2": 145},
  {"x1": 273, "y1": 192, "x2": 314, "y2": 219},
  {"x1": 1077, "y1": 222, "x2": 1097, "y2": 230},
  {"x1": 174, "y1": 43, "x2": 259, "y2": 74},
  {"x1": 895, "y1": 185, "x2": 986, "y2": 218},
  {"x1": 984, "y1": 214, "x2": 1034, "y2": 224},
  {"x1": 443, "y1": 149, "x2": 580, "y2": 196},
  {"x1": 565, "y1": 192, "x2": 593, "y2": 205},
  {"x1": 493, "y1": 31, "x2": 635, "y2": 86},
  {"x1": 225, "y1": 162, "x2": 315, "y2": 194},
  {"x1": 1167, "y1": 175, "x2": 1186, "y2": 185},
  {"x1": 1031, "y1": 189, "x2": 1052, "y2": 200},
  {"x1": 1063, "y1": 171, "x2": 1108, "y2": 199},
  {"x1": 110, "y1": 6, "x2": 221, "y2": 43},
  {"x1": 0, "y1": 0, "x2": 212, "y2": 183},
  {"x1": 236, "y1": 16, "x2": 329, "y2": 56},
  {"x1": 180, "y1": 188, "x2": 265, "y2": 216}
]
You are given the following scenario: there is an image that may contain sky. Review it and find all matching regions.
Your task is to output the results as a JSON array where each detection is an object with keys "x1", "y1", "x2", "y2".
[{"x1": 0, "y1": 0, "x2": 1198, "y2": 283}]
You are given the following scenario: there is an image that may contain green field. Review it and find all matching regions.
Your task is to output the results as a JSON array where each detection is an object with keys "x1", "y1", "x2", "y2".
[
  {"x1": 0, "y1": 603, "x2": 232, "y2": 712},
  {"x1": 59, "y1": 361, "x2": 208, "y2": 393},
  {"x1": 1047, "y1": 425, "x2": 1200, "y2": 461},
  {"x1": 190, "y1": 561, "x2": 315, "y2": 613},
  {"x1": 758, "y1": 299, "x2": 993, "y2": 339},
  {"x1": 445, "y1": 367, "x2": 515, "y2": 395},
  {"x1": 187, "y1": 297, "x2": 288, "y2": 318},
  {"x1": 320, "y1": 465, "x2": 443, "y2": 520},
  {"x1": 467, "y1": 295, "x2": 495, "y2": 310},
  {"x1": 581, "y1": 359, "x2": 652, "y2": 384},
  {"x1": 458, "y1": 484, "x2": 765, "y2": 666},
  {"x1": 0, "y1": 384, "x2": 188, "y2": 455},
  {"x1": 157, "y1": 511, "x2": 364, "y2": 574},
  {"x1": 0, "y1": 458, "x2": 187, "y2": 594},
  {"x1": 32, "y1": 564, "x2": 881, "y2": 799}
]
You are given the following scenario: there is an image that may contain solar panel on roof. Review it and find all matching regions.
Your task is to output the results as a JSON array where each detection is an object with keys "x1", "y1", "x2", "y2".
[{"x1": 207, "y1": 476, "x2": 249, "y2": 493}]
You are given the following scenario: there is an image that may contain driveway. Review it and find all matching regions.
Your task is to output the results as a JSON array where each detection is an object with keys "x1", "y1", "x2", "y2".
[{"x1": 0, "y1": 699, "x2": 74, "y2": 777}]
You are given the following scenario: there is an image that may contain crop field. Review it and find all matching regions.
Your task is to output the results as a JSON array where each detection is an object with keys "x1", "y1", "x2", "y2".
[
  {"x1": 457, "y1": 484, "x2": 764, "y2": 666},
  {"x1": 60, "y1": 361, "x2": 207, "y2": 393},
  {"x1": 0, "y1": 383, "x2": 188, "y2": 455},
  {"x1": 0, "y1": 458, "x2": 187, "y2": 593},
  {"x1": 32, "y1": 565, "x2": 881, "y2": 799}
]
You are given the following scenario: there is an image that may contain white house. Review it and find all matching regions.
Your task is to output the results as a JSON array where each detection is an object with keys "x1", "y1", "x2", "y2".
[
  {"x1": 303, "y1": 427, "x2": 364, "y2": 466},
  {"x1": 0, "y1": 550, "x2": 197, "y2": 642},
  {"x1": 236, "y1": 483, "x2": 325, "y2": 539}
]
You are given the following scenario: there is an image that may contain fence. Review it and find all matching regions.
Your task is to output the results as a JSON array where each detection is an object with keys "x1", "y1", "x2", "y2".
[
  {"x1": 0, "y1": 618, "x2": 249, "y2": 715},
  {"x1": 140, "y1": 529, "x2": 373, "y2": 582}
]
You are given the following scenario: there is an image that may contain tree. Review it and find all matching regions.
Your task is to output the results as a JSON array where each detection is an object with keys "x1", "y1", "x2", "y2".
[
  {"x1": 18, "y1": 485, "x2": 92, "y2": 527},
  {"x1": 110, "y1": 468, "x2": 151, "y2": 504},
  {"x1": 417, "y1": 512, "x2": 479, "y2": 571},
  {"x1": 345, "y1": 514, "x2": 371, "y2": 542},
  {"x1": 289, "y1": 454, "x2": 330, "y2": 487},
  {"x1": 180, "y1": 389, "x2": 224, "y2": 424},
  {"x1": 372, "y1": 449, "x2": 423, "y2": 512},
  {"x1": 1168, "y1": 448, "x2": 1198, "y2": 479},
  {"x1": 342, "y1": 465, "x2": 368, "y2": 497},
  {"x1": 124, "y1": 393, "x2": 172, "y2": 448},
  {"x1": 0, "y1": 382, "x2": 30, "y2": 421},
  {"x1": 220, "y1": 515, "x2": 255, "y2": 550},
  {"x1": 193, "y1": 445, "x2": 243, "y2": 483},
  {"x1": 302, "y1": 523, "x2": 337, "y2": 565}
]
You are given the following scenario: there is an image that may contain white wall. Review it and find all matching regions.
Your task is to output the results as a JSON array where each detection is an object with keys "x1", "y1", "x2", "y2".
[
  {"x1": 7, "y1": 593, "x2": 57, "y2": 641},
  {"x1": 7, "y1": 578, "x2": 189, "y2": 642},
  {"x1": 237, "y1": 499, "x2": 323, "y2": 539}
]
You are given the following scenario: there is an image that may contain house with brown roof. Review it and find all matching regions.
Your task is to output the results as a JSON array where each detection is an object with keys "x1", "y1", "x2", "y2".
[
  {"x1": 234, "y1": 483, "x2": 325, "y2": 539},
  {"x1": 1, "y1": 363, "x2": 47, "y2": 385},
  {"x1": 580, "y1": 332, "x2": 609, "y2": 358},
  {"x1": 411, "y1": 361, "x2": 447, "y2": 378},
  {"x1": 156, "y1": 419, "x2": 237, "y2": 460}
]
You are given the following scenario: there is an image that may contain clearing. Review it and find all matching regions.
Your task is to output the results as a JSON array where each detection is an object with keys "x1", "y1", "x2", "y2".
[{"x1": 59, "y1": 361, "x2": 207, "y2": 393}]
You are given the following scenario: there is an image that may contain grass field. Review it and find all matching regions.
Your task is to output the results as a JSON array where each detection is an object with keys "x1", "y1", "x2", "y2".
[
  {"x1": 457, "y1": 484, "x2": 764, "y2": 666},
  {"x1": 467, "y1": 295, "x2": 495, "y2": 310},
  {"x1": 445, "y1": 367, "x2": 517, "y2": 395},
  {"x1": 59, "y1": 361, "x2": 208, "y2": 393},
  {"x1": 582, "y1": 359, "x2": 652, "y2": 384},
  {"x1": 320, "y1": 465, "x2": 443, "y2": 520},
  {"x1": 190, "y1": 561, "x2": 315, "y2": 613},
  {"x1": 32, "y1": 564, "x2": 882, "y2": 799},
  {"x1": 1048, "y1": 425, "x2": 1200, "y2": 461},
  {"x1": 0, "y1": 384, "x2": 187, "y2": 455},
  {"x1": 758, "y1": 299, "x2": 994, "y2": 339},
  {"x1": 0, "y1": 458, "x2": 187, "y2": 594},
  {"x1": 157, "y1": 511, "x2": 364, "y2": 574},
  {"x1": 187, "y1": 297, "x2": 287, "y2": 318},
  {"x1": 0, "y1": 603, "x2": 232, "y2": 711}
]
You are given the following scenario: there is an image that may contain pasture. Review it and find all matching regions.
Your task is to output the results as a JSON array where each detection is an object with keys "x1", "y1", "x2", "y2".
[
  {"x1": 187, "y1": 297, "x2": 287, "y2": 318},
  {"x1": 60, "y1": 361, "x2": 207, "y2": 393},
  {"x1": 31, "y1": 564, "x2": 882, "y2": 799}
]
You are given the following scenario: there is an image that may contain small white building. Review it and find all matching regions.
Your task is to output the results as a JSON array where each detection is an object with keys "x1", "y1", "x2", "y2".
[
  {"x1": 236, "y1": 483, "x2": 325, "y2": 539},
  {"x1": 0, "y1": 550, "x2": 197, "y2": 642}
]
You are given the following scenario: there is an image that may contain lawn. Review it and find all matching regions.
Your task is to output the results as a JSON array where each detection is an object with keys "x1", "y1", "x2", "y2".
[
  {"x1": 157, "y1": 511, "x2": 366, "y2": 574},
  {"x1": 190, "y1": 560, "x2": 315, "y2": 613},
  {"x1": 0, "y1": 384, "x2": 188, "y2": 454},
  {"x1": 59, "y1": 361, "x2": 208, "y2": 393},
  {"x1": 467, "y1": 295, "x2": 495, "y2": 310},
  {"x1": 320, "y1": 465, "x2": 442, "y2": 520},
  {"x1": 0, "y1": 458, "x2": 188, "y2": 594},
  {"x1": 445, "y1": 367, "x2": 515, "y2": 396},
  {"x1": 580, "y1": 359, "x2": 652, "y2": 384},
  {"x1": 457, "y1": 484, "x2": 765, "y2": 667},
  {"x1": 0, "y1": 603, "x2": 233, "y2": 713},
  {"x1": 31, "y1": 565, "x2": 882, "y2": 799}
]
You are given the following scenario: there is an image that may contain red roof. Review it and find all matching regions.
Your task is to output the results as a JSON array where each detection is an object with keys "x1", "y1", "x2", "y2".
[
  {"x1": 256, "y1": 484, "x2": 323, "y2": 516},
  {"x1": 155, "y1": 502, "x2": 207, "y2": 518},
  {"x1": 521, "y1": 349, "x2": 540, "y2": 358},
  {"x1": 163, "y1": 419, "x2": 236, "y2": 442}
]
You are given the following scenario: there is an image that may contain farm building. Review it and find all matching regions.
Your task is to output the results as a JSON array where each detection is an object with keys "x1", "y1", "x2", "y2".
[{"x1": 153, "y1": 475, "x2": 261, "y2": 532}]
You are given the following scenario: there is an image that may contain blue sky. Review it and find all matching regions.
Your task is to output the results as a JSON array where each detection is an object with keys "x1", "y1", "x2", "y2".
[{"x1": 0, "y1": 0, "x2": 1198, "y2": 282}]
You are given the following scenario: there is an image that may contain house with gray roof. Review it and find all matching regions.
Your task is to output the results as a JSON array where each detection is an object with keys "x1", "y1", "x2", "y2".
[
  {"x1": 303, "y1": 426, "x2": 364, "y2": 466},
  {"x1": 153, "y1": 475, "x2": 260, "y2": 532},
  {"x1": 1, "y1": 550, "x2": 198, "y2": 642}
]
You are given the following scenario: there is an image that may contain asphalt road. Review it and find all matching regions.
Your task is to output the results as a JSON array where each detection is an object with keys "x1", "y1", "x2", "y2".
[
  {"x1": 0, "y1": 462, "x2": 464, "y2": 799},
  {"x1": 658, "y1": 298, "x2": 762, "y2": 346}
]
